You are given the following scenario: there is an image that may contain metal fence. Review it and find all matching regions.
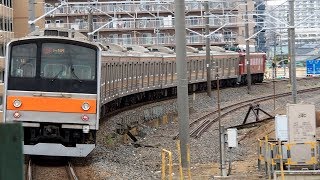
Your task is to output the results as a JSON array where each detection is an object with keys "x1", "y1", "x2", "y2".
[{"x1": 258, "y1": 138, "x2": 319, "y2": 178}]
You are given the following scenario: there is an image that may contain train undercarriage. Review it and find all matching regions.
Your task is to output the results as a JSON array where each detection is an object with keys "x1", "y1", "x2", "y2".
[
  {"x1": 24, "y1": 125, "x2": 96, "y2": 146},
  {"x1": 23, "y1": 124, "x2": 96, "y2": 157}
]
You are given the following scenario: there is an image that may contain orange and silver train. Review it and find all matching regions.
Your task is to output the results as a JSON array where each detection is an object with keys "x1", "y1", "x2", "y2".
[
  {"x1": 3, "y1": 29, "x2": 266, "y2": 157},
  {"x1": 3, "y1": 32, "x2": 101, "y2": 156}
]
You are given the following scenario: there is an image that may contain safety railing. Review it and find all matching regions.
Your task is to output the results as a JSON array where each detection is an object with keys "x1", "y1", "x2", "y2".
[
  {"x1": 285, "y1": 142, "x2": 318, "y2": 170},
  {"x1": 161, "y1": 149, "x2": 173, "y2": 180},
  {"x1": 44, "y1": 1, "x2": 237, "y2": 15},
  {"x1": 161, "y1": 142, "x2": 191, "y2": 180},
  {"x1": 97, "y1": 34, "x2": 232, "y2": 46},
  {"x1": 45, "y1": 18, "x2": 237, "y2": 31},
  {"x1": 258, "y1": 137, "x2": 319, "y2": 178}
]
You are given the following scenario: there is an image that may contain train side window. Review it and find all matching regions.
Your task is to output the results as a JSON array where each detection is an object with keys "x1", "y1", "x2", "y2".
[{"x1": 10, "y1": 43, "x2": 37, "y2": 78}]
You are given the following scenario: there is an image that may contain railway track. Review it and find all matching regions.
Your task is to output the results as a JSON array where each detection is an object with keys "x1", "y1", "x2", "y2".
[
  {"x1": 107, "y1": 77, "x2": 318, "y2": 119},
  {"x1": 27, "y1": 159, "x2": 78, "y2": 180},
  {"x1": 174, "y1": 86, "x2": 320, "y2": 139}
]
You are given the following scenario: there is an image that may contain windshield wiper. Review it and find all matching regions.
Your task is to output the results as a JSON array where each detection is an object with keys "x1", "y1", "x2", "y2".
[
  {"x1": 67, "y1": 51, "x2": 82, "y2": 83},
  {"x1": 51, "y1": 69, "x2": 64, "y2": 82},
  {"x1": 70, "y1": 66, "x2": 82, "y2": 83}
]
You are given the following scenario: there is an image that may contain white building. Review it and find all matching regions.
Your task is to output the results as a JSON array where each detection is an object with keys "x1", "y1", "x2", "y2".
[{"x1": 266, "y1": 0, "x2": 320, "y2": 46}]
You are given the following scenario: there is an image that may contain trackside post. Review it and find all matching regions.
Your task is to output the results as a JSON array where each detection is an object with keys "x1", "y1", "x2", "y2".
[
  {"x1": 161, "y1": 149, "x2": 173, "y2": 180},
  {"x1": 278, "y1": 140, "x2": 285, "y2": 180},
  {"x1": 177, "y1": 141, "x2": 191, "y2": 180}
]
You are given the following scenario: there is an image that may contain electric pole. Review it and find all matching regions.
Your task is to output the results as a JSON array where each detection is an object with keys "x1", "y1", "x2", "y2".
[
  {"x1": 88, "y1": 8, "x2": 94, "y2": 42},
  {"x1": 274, "y1": 33, "x2": 277, "y2": 77},
  {"x1": 29, "y1": 0, "x2": 35, "y2": 33},
  {"x1": 289, "y1": 0, "x2": 297, "y2": 103},
  {"x1": 287, "y1": 14, "x2": 291, "y2": 83},
  {"x1": 245, "y1": 0, "x2": 251, "y2": 93},
  {"x1": 280, "y1": 34, "x2": 285, "y2": 77},
  {"x1": 175, "y1": 0, "x2": 190, "y2": 169},
  {"x1": 205, "y1": 2, "x2": 211, "y2": 97}
]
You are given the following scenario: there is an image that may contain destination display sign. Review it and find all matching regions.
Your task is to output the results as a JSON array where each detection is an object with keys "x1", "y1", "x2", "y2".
[{"x1": 42, "y1": 47, "x2": 65, "y2": 55}]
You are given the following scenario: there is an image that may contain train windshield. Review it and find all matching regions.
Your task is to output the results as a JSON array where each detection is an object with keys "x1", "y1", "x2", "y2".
[
  {"x1": 41, "y1": 43, "x2": 96, "y2": 81},
  {"x1": 8, "y1": 40, "x2": 98, "y2": 94}
]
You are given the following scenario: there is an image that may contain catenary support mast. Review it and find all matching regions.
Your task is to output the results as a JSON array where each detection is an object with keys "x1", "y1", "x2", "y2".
[
  {"x1": 205, "y1": 2, "x2": 211, "y2": 97},
  {"x1": 175, "y1": 0, "x2": 190, "y2": 168},
  {"x1": 245, "y1": 0, "x2": 251, "y2": 93},
  {"x1": 289, "y1": 0, "x2": 297, "y2": 103}
]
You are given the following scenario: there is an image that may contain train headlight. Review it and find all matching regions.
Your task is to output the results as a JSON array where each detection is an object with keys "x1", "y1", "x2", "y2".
[
  {"x1": 13, "y1": 99, "x2": 22, "y2": 108},
  {"x1": 82, "y1": 102, "x2": 90, "y2": 111}
]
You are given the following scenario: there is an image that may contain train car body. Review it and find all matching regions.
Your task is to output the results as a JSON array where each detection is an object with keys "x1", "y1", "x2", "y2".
[
  {"x1": 3, "y1": 36, "x2": 101, "y2": 157},
  {"x1": 100, "y1": 49, "x2": 266, "y2": 111}
]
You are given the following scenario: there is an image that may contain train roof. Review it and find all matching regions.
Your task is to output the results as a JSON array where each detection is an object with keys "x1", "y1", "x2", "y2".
[
  {"x1": 19, "y1": 28, "x2": 265, "y2": 58},
  {"x1": 27, "y1": 27, "x2": 88, "y2": 41},
  {"x1": 101, "y1": 47, "x2": 240, "y2": 58},
  {"x1": 100, "y1": 42, "x2": 241, "y2": 58},
  {"x1": 10, "y1": 28, "x2": 100, "y2": 49}
]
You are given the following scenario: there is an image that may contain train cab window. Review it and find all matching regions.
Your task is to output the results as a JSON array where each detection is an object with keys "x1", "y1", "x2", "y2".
[
  {"x1": 10, "y1": 43, "x2": 36, "y2": 78},
  {"x1": 72, "y1": 65, "x2": 92, "y2": 79},
  {"x1": 40, "y1": 43, "x2": 96, "y2": 81},
  {"x1": 43, "y1": 64, "x2": 68, "y2": 78}
]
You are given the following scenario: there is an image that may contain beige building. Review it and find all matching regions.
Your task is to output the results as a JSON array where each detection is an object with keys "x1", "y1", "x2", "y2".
[
  {"x1": 13, "y1": 0, "x2": 44, "y2": 38},
  {"x1": 43, "y1": 0, "x2": 256, "y2": 50},
  {"x1": 0, "y1": 0, "x2": 13, "y2": 119},
  {"x1": 237, "y1": 0, "x2": 256, "y2": 50},
  {"x1": 0, "y1": 0, "x2": 13, "y2": 78},
  {"x1": 0, "y1": 0, "x2": 13, "y2": 68}
]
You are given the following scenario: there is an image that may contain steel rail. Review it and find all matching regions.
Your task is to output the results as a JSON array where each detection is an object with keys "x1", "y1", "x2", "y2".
[
  {"x1": 27, "y1": 159, "x2": 79, "y2": 180},
  {"x1": 174, "y1": 90, "x2": 284, "y2": 139},
  {"x1": 177, "y1": 77, "x2": 319, "y2": 138},
  {"x1": 192, "y1": 86, "x2": 320, "y2": 138},
  {"x1": 66, "y1": 161, "x2": 79, "y2": 180},
  {"x1": 106, "y1": 77, "x2": 319, "y2": 119},
  {"x1": 27, "y1": 159, "x2": 33, "y2": 180}
]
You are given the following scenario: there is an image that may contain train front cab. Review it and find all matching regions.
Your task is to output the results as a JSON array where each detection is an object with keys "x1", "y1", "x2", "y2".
[{"x1": 3, "y1": 38, "x2": 101, "y2": 157}]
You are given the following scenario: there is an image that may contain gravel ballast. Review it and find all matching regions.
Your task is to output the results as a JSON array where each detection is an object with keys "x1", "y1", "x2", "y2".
[{"x1": 35, "y1": 78, "x2": 320, "y2": 179}]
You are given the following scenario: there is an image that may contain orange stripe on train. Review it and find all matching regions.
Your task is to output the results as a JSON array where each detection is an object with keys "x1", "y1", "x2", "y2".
[{"x1": 7, "y1": 96, "x2": 97, "y2": 114}]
